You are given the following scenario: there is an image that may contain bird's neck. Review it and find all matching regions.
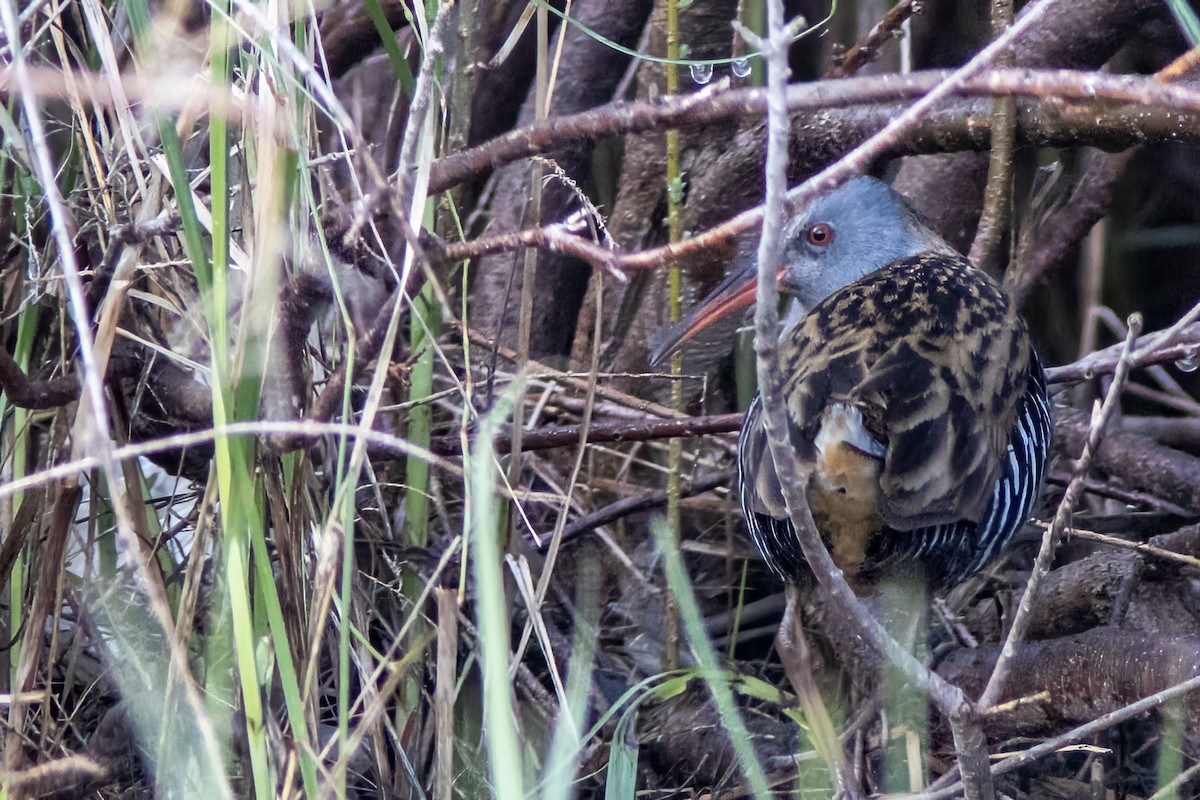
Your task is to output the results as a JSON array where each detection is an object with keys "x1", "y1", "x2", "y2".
[{"x1": 780, "y1": 298, "x2": 808, "y2": 337}]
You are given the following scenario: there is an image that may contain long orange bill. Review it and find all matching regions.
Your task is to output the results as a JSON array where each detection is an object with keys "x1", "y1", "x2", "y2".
[{"x1": 650, "y1": 263, "x2": 785, "y2": 366}]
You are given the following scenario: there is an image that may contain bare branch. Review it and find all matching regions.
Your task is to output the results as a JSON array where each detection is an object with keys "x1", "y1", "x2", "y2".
[
  {"x1": 430, "y1": 69, "x2": 1200, "y2": 196},
  {"x1": 1047, "y1": 320, "x2": 1200, "y2": 384},
  {"x1": 979, "y1": 315, "x2": 1144, "y2": 710},
  {"x1": 429, "y1": 411, "x2": 742, "y2": 456},
  {"x1": 825, "y1": 0, "x2": 918, "y2": 79},
  {"x1": 968, "y1": 0, "x2": 1016, "y2": 272},
  {"x1": 916, "y1": 667, "x2": 1200, "y2": 800},
  {"x1": 438, "y1": 71, "x2": 1200, "y2": 279},
  {"x1": 549, "y1": 472, "x2": 729, "y2": 547}
]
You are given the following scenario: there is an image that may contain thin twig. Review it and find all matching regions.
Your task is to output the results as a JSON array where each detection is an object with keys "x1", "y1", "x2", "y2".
[
  {"x1": 1050, "y1": 524, "x2": 1200, "y2": 573},
  {"x1": 549, "y1": 472, "x2": 729, "y2": 548},
  {"x1": 825, "y1": 0, "x2": 918, "y2": 79},
  {"x1": 0, "y1": 419, "x2": 465, "y2": 503},
  {"x1": 977, "y1": 690, "x2": 1051, "y2": 718},
  {"x1": 429, "y1": 67, "x2": 1200, "y2": 197},
  {"x1": 968, "y1": 0, "x2": 1015, "y2": 271},
  {"x1": 505, "y1": 3, "x2": 551, "y2": 501},
  {"x1": 910, "y1": 672, "x2": 1200, "y2": 800},
  {"x1": 977, "y1": 314, "x2": 1143, "y2": 710},
  {"x1": 1132, "y1": 299, "x2": 1200, "y2": 362},
  {"x1": 746, "y1": 8, "x2": 867, "y2": 797},
  {"x1": 428, "y1": 412, "x2": 742, "y2": 456},
  {"x1": 1046, "y1": 320, "x2": 1200, "y2": 384},
  {"x1": 434, "y1": 588, "x2": 457, "y2": 800},
  {"x1": 664, "y1": 0, "x2": 687, "y2": 676}
]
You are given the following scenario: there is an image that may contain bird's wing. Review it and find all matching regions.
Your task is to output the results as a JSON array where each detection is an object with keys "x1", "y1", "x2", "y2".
[
  {"x1": 776, "y1": 253, "x2": 1030, "y2": 531},
  {"x1": 868, "y1": 350, "x2": 1054, "y2": 584},
  {"x1": 738, "y1": 394, "x2": 790, "y2": 521}
]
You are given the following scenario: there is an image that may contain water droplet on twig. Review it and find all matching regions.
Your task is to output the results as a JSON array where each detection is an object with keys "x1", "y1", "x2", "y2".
[
  {"x1": 1175, "y1": 348, "x2": 1199, "y2": 373},
  {"x1": 689, "y1": 62, "x2": 713, "y2": 85}
]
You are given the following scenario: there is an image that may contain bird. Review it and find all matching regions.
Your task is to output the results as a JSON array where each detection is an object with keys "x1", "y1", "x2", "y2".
[{"x1": 654, "y1": 176, "x2": 1053, "y2": 592}]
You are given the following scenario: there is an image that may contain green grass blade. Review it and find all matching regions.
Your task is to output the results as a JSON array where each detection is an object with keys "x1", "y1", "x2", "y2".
[
  {"x1": 651, "y1": 516, "x2": 773, "y2": 800},
  {"x1": 363, "y1": 0, "x2": 415, "y2": 94},
  {"x1": 468, "y1": 381, "x2": 526, "y2": 800},
  {"x1": 1165, "y1": 0, "x2": 1200, "y2": 46},
  {"x1": 603, "y1": 713, "x2": 640, "y2": 800}
]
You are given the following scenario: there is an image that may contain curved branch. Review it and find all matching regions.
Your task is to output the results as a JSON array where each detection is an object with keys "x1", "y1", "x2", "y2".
[
  {"x1": 0, "y1": 346, "x2": 81, "y2": 410},
  {"x1": 438, "y1": 71, "x2": 1200, "y2": 275},
  {"x1": 429, "y1": 69, "x2": 1200, "y2": 194},
  {"x1": 825, "y1": 0, "x2": 917, "y2": 79}
]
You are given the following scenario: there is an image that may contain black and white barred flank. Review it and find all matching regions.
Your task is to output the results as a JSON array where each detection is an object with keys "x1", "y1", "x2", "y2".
[{"x1": 739, "y1": 351, "x2": 1054, "y2": 590}]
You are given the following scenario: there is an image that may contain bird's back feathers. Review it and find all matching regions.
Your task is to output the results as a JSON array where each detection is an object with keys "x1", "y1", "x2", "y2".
[{"x1": 738, "y1": 251, "x2": 1044, "y2": 589}]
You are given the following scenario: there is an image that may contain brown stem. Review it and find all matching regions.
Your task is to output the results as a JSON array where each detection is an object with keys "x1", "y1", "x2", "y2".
[
  {"x1": 549, "y1": 472, "x2": 729, "y2": 547},
  {"x1": 825, "y1": 0, "x2": 917, "y2": 79},
  {"x1": 0, "y1": 345, "x2": 81, "y2": 410},
  {"x1": 430, "y1": 68, "x2": 1200, "y2": 198},
  {"x1": 968, "y1": 0, "x2": 1015, "y2": 272},
  {"x1": 979, "y1": 316, "x2": 1143, "y2": 710},
  {"x1": 429, "y1": 411, "x2": 742, "y2": 456},
  {"x1": 439, "y1": 70, "x2": 1200, "y2": 275}
]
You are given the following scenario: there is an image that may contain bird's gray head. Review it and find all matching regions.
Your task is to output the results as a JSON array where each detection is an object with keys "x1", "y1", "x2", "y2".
[
  {"x1": 778, "y1": 176, "x2": 953, "y2": 310},
  {"x1": 648, "y1": 176, "x2": 955, "y2": 366}
]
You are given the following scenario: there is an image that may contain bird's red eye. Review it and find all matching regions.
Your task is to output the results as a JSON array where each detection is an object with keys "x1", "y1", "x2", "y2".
[{"x1": 807, "y1": 223, "x2": 834, "y2": 246}]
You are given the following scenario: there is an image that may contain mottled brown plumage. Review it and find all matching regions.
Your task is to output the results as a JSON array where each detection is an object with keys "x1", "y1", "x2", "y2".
[
  {"x1": 739, "y1": 252, "x2": 1035, "y2": 588},
  {"x1": 656, "y1": 177, "x2": 1053, "y2": 592}
]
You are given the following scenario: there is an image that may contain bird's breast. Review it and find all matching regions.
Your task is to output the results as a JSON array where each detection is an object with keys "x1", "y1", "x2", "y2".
[{"x1": 808, "y1": 404, "x2": 886, "y2": 586}]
